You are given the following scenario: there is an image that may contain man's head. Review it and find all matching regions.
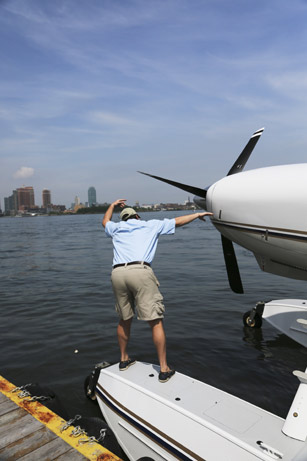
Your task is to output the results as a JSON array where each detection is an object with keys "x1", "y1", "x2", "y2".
[{"x1": 120, "y1": 207, "x2": 140, "y2": 221}]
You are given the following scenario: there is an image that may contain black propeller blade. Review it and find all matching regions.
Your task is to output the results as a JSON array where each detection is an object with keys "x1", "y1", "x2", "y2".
[
  {"x1": 138, "y1": 171, "x2": 207, "y2": 198},
  {"x1": 139, "y1": 128, "x2": 265, "y2": 293},
  {"x1": 227, "y1": 127, "x2": 264, "y2": 176},
  {"x1": 221, "y1": 235, "x2": 244, "y2": 294}
]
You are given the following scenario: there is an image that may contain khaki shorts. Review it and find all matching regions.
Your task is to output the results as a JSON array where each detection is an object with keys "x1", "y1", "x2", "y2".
[{"x1": 111, "y1": 265, "x2": 165, "y2": 321}]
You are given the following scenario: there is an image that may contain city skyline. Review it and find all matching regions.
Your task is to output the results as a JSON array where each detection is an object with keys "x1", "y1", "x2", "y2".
[
  {"x1": 2, "y1": 185, "x2": 98, "y2": 211},
  {"x1": 3, "y1": 185, "x2": 89, "y2": 212},
  {"x1": 2, "y1": 183, "x2": 192, "y2": 214},
  {"x1": 2, "y1": 2, "x2": 307, "y2": 207}
]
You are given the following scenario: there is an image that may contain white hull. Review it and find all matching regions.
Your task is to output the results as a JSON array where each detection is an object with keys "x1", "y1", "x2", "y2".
[
  {"x1": 96, "y1": 362, "x2": 307, "y2": 461},
  {"x1": 263, "y1": 299, "x2": 307, "y2": 348}
]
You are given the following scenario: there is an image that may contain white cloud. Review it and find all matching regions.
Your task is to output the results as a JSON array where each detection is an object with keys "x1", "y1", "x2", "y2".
[
  {"x1": 89, "y1": 111, "x2": 137, "y2": 127},
  {"x1": 13, "y1": 166, "x2": 35, "y2": 179}
]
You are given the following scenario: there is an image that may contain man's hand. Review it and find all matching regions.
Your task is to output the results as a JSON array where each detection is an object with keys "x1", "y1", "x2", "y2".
[
  {"x1": 112, "y1": 199, "x2": 127, "y2": 208},
  {"x1": 102, "y1": 199, "x2": 127, "y2": 227},
  {"x1": 198, "y1": 212, "x2": 213, "y2": 222}
]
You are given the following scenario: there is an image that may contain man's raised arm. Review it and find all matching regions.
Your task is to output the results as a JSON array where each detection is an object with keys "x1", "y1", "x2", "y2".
[{"x1": 102, "y1": 199, "x2": 126, "y2": 228}]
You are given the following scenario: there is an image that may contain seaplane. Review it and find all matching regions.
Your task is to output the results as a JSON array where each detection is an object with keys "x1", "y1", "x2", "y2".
[
  {"x1": 86, "y1": 128, "x2": 307, "y2": 460},
  {"x1": 139, "y1": 128, "x2": 307, "y2": 348}
]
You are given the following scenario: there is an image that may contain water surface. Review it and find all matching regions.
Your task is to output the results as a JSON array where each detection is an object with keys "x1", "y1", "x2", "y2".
[{"x1": 1, "y1": 212, "x2": 307, "y2": 420}]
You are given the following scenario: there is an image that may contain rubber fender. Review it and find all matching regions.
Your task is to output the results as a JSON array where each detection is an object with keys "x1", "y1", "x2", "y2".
[
  {"x1": 85, "y1": 361, "x2": 112, "y2": 400},
  {"x1": 24, "y1": 383, "x2": 69, "y2": 420}
]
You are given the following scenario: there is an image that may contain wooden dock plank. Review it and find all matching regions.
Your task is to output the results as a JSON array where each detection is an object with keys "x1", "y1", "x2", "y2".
[
  {"x1": 16, "y1": 436, "x2": 87, "y2": 461},
  {"x1": 0, "y1": 398, "x2": 88, "y2": 461},
  {"x1": 0, "y1": 392, "x2": 8, "y2": 404},
  {"x1": 55, "y1": 449, "x2": 88, "y2": 460},
  {"x1": 0, "y1": 398, "x2": 19, "y2": 416},
  {"x1": 0, "y1": 412, "x2": 43, "y2": 449},
  {"x1": 56, "y1": 449, "x2": 88, "y2": 461},
  {"x1": 0, "y1": 406, "x2": 25, "y2": 427},
  {"x1": 0, "y1": 400, "x2": 91, "y2": 461},
  {"x1": 0, "y1": 376, "x2": 122, "y2": 461},
  {"x1": 0, "y1": 426, "x2": 56, "y2": 461}
]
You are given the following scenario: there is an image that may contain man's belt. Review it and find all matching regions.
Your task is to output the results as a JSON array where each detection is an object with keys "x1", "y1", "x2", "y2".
[{"x1": 113, "y1": 261, "x2": 151, "y2": 269}]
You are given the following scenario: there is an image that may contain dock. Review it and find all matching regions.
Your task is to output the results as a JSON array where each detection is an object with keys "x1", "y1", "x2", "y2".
[{"x1": 0, "y1": 375, "x2": 122, "y2": 460}]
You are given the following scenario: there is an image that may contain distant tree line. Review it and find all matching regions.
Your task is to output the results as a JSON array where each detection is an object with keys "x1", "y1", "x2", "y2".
[
  {"x1": 76, "y1": 204, "x2": 154, "y2": 214},
  {"x1": 76, "y1": 205, "x2": 110, "y2": 214}
]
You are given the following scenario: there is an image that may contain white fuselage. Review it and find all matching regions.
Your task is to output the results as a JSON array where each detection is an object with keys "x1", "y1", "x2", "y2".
[{"x1": 200, "y1": 164, "x2": 307, "y2": 281}]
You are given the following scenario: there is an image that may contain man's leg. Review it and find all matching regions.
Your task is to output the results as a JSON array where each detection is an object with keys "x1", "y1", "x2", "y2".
[
  {"x1": 148, "y1": 319, "x2": 170, "y2": 372},
  {"x1": 117, "y1": 317, "x2": 133, "y2": 362}
]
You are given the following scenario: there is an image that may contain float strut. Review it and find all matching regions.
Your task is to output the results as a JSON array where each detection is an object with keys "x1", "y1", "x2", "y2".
[{"x1": 283, "y1": 368, "x2": 307, "y2": 441}]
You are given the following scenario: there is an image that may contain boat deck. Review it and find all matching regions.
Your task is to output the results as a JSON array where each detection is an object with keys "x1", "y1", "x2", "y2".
[
  {"x1": 97, "y1": 361, "x2": 307, "y2": 461},
  {"x1": 0, "y1": 375, "x2": 122, "y2": 461}
]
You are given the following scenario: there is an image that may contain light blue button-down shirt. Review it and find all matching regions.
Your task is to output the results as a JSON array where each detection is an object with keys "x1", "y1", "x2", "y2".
[{"x1": 105, "y1": 218, "x2": 176, "y2": 266}]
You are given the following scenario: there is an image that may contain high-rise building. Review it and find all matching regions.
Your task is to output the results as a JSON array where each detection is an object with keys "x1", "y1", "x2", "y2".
[
  {"x1": 88, "y1": 186, "x2": 97, "y2": 207},
  {"x1": 17, "y1": 186, "x2": 35, "y2": 210},
  {"x1": 4, "y1": 190, "x2": 18, "y2": 213},
  {"x1": 42, "y1": 189, "x2": 51, "y2": 208}
]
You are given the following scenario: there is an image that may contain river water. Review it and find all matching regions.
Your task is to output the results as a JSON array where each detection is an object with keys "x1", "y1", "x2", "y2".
[{"x1": 1, "y1": 212, "x2": 307, "y2": 422}]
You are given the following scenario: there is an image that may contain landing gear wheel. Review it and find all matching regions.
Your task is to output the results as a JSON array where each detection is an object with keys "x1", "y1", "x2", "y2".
[{"x1": 243, "y1": 311, "x2": 262, "y2": 328}]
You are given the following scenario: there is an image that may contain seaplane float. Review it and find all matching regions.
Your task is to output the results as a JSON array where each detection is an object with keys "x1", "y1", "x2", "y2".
[{"x1": 85, "y1": 128, "x2": 307, "y2": 460}]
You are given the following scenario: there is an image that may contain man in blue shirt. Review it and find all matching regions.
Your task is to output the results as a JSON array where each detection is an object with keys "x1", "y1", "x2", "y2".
[{"x1": 103, "y1": 198, "x2": 213, "y2": 382}]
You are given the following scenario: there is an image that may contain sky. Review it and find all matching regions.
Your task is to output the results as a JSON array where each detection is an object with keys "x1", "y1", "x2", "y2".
[{"x1": 1, "y1": 0, "x2": 307, "y2": 208}]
